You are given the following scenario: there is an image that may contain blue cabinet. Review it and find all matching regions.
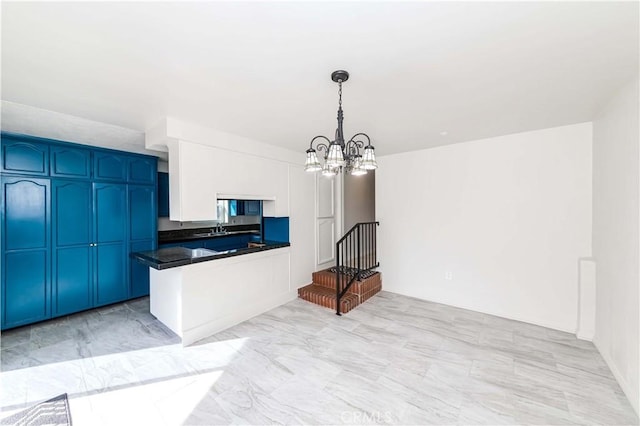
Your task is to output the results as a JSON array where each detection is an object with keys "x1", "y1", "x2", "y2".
[
  {"x1": 245, "y1": 200, "x2": 261, "y2": 216},
  {"x1": 158, "y1": 172, "x2": 169, "y2": 217},
  {"x1": 50, "y1": 146, "x2": 91, "y2": 179},
  {"x1": 129, "y1": 157, "x2": 156, "y2": 184},
  {"x1": 1, "y1": 177, "x2": 50, "y2": 329},
  {"x1": 1, "y1": 138, "x2": 49, "y2": 176},
  {"x1": 129, "y1": 185, "x2": 156, "y2": 241},
  {"x1": 1, "y1": 133, "x2": 158, "y2": 329},
  {"x1": 130, "y1": 240, "x2": 154, "y2": 298},
  {"x1": 263, "y1": 217, "x2": 290, "y2": 243},
  {"x1": 229, "y1": 200, "x2": 261, "y2": 216},
  {"x1": 129, "y1": 185, "x2": 157, "y2": 298},
  {"x1": 94, "y1": 183, "x2": 128, "y2": 305},
  {"x1": 94, "y1": 152, "x2": 127, "y2": 181},
  {"x1": 51, "y1": 180, "x2": 93, "y2": 316}
]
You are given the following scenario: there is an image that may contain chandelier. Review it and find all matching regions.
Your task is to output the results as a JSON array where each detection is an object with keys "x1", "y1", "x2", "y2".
[{"x1": 304, "y1": 70, "x2": 377, "y2": 176}]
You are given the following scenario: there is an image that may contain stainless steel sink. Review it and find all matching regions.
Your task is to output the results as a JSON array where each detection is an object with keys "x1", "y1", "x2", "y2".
[{"x1": 190, "y1": 248, "x2": 219, "y2": 257}]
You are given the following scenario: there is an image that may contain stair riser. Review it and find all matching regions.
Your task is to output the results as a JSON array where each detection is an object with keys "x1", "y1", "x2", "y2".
[
  {"x1": 360, "y1": 283, "x2": 382, "y2": 304},
  {"x1": 312, "y1": 271, "x2": 381, "y2": 295},
  {"x1": 298, "y1": 290, "x2": 357, "y2": 313},
  {"x1": 312, "y1": 271, "x2": 350, "y2": 290}
]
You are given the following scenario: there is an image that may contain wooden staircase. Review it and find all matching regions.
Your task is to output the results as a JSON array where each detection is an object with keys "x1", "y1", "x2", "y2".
[{"x1": 298, "y1": 268, "x2": 382, "y2": 313}]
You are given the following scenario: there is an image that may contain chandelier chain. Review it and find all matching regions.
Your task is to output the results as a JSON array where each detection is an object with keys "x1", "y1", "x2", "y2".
[{"x1": 338, "y1": 81, "x2": 342, "y2": 109}]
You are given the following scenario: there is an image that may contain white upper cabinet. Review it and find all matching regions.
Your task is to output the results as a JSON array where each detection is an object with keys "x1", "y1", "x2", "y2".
[{"x1": 169, "y1": 140, "x2": 289, "y2": 221}]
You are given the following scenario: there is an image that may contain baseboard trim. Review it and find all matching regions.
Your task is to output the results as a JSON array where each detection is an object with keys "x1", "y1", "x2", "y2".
[
  {"x1": 576, "y1": 330, "x2": 595, "y2": 341},
  {"x1": 385, "y1": 289, "x2": 577, "y2": 334},
  {"x1": 594, "y1": 336, "x2": 639, "y2": 416}
]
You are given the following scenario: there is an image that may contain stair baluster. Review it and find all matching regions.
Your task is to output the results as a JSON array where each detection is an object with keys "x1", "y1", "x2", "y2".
[{"x1": 335, "y1": 221, "x2": 380, "y2": 315}]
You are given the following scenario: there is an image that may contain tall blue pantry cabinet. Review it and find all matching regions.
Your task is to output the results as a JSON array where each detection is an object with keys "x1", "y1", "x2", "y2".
[{"x1": 1, "y1": 133, "x2": 157, "y2": 330}]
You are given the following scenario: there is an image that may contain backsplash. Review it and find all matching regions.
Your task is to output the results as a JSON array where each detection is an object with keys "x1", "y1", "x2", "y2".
[
  {"x1": 263, "y1": 217, "x2": 289, "y2": 242},
  {"x1": 158, "y1": 214, "x2": 260, "y2": 232}
]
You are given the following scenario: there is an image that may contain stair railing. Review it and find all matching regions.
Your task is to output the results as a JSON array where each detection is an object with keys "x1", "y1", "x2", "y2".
[{"x1": 335, "y1": 221, "x2": 379, "y2": 315}]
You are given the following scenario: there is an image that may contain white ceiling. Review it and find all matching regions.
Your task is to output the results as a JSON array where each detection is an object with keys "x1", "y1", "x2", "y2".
[{"x1": 2, "y1": 1, "x2": 638, "y2": 156}]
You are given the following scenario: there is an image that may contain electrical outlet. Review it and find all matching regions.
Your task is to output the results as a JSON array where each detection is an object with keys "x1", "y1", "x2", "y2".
[{"x1": 445, "y1": 271, "x2": 453, "y2": 281}]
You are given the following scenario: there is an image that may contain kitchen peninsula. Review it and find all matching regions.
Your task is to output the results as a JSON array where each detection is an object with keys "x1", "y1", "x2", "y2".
[
  {"x1": 132, "y1": 238, "x2": 291, "y2": 346},
  {"x1": 140, "y1": 117, "x2": 315, "y2": 346}
]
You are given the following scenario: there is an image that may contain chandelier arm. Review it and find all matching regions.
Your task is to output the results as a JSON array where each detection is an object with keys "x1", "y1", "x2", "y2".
[
  {"x1": 347, "y1": 132, "x2": 372, "y2": 147},
  {"x1": 316, "y1": 143, "x2": 329, "y2": 155},
  {"x1": 344, "y1": 140, "x2": 364, "y2": 158},
  {"x1": 308, "y1": 135, "x2": 332, "y2": 150}
]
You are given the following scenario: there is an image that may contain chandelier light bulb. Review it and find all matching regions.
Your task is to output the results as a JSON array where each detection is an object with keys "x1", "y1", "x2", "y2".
[
  {"x1": 350, "y1": 156, "x2": 367, "y2": 176},
  {"x1": 321, "y1": 163, "x2": 337, "y2": 177}
]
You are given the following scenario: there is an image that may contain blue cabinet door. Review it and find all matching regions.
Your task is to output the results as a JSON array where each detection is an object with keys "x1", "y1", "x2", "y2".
[
  {"x1": 1, "y1": 138, "x2": 49, "y2": 176},
  {"x1": 1, "y1": 177, "x2": 50, "y2": 329},
  {"x1": 129, "y1": 157, "x2": 157, "y2": 184},
  {"x1": 129, "y1": 185, "x2": 156, "y2": 298},
  {"x1": 50, "y1": 146, "x2": 91, "y2": 179},
  {"x1": 245, "y1": 200, "x2": 261, "y2": 216},
  {"x1": 130, "y1": 240, "x2": 153, "y2": 298},
  {"x1": 93, "y1": 152, "x2": 127, "y2": 181},
  {"x1": 94, "y1": 183, "x2": 128, "y2": 305},
  {"x1": 157, "y1": 172, "x2": 169, "y2": 217},
  {"x1": 51, "y1": 180, "x2": 93, "y2": 316},
  {"x1": 129, "y1": 185, "x2": 156, "y2": 241}
]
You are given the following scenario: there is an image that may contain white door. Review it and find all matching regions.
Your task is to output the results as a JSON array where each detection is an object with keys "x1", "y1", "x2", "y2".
[{"x1": 316, "y1": 174, "x2": 341, "y2": 270}]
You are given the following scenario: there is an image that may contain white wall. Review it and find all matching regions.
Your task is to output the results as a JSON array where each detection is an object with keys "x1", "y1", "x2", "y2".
[
  {"x1": 289, "y1": 165, "x2": 316, "y2": 288},
  {"x1": 376, "y1": 123, "x2": 592, "y2": 332},
  {"x1": 592, "y1": 77, "x2": 639, "y2": 415}
]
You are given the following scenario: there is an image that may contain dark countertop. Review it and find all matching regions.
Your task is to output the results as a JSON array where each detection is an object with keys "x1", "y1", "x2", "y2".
[
  {"x1": 158, "y1": 224, "x2": 260, "y2": 244},
  {"x1": 131, "y1": 240, "x2": 290, "y2": 270}
]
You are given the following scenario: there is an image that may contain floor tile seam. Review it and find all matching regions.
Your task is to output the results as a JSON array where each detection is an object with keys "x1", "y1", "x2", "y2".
[
  {"x1": 459, "y1": 392, "x2": 519, "y2": 418},
  {"x1": 468, "y1": 373, "x2": 571, "y2": 406},
  {"x1": 513, "y1": 332, "x2": 596, "y2": 349},
  {"x1": 323, "y1": 387, "x2": 406, "y2": 421},
  {"x1": 0, "y1": 332, "x2": 32, "y2": 351},
  {"x1": 507, "y1": 371, "x2": 618, "y2": 398},
  {"x1": 552, "y1": 361, "x2": 622, "y2": 384},
  {"x1": 562, "y1": 385, "x2": 636, "y2": 409},
  {"x1": 512, "y1": 360, "x2": 616, "y2": 388},
  {"x1": 381, "y1": 377, "x2": 464, "y2": 411},
  {"x1": 403, "y1": 397, "x2": 462, "y2": 422},
  {"x1": 560, "y1": 389, "x2": 637, "y2": 424}
]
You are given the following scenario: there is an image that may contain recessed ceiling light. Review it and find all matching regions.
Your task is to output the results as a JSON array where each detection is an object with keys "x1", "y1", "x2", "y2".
[{"x1": 440, "y1": 131, "x2": 448, "y2": 136}]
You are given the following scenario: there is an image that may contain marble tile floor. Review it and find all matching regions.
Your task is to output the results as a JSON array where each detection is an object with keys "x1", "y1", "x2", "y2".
[{"x1": 0, "y1": 292, "x2": 637, "y2": 425}]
